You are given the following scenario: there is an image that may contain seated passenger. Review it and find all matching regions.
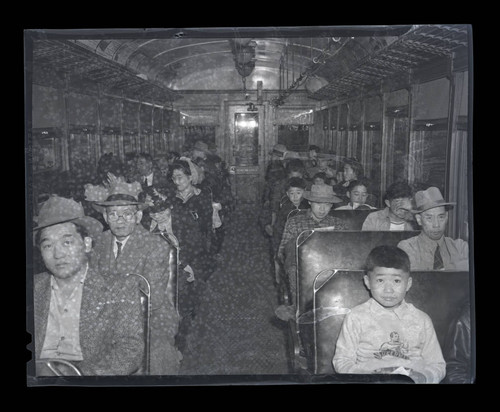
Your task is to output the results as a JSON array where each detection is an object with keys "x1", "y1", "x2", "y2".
[
  {"x1": 137, "y1": 152, "x2": 169, "y2": 189},
  {"x1": 397, "y1": 186, "x2": 469, "y2": 271},
  {"x1": 362, "y1": 181, "x2": 417, "y2": 231},
  {"x1": 272, "y1": 177, "x2": 310, "y2": 257},
  {"x1": 267, "y1": 159, "x2": 310, "y2": 235},
  {"x1": 33, "y1": 196, "x2": 144, "y2": 376},
  {"x1": 334, "y1": 178, "x2": 377, "y2": 210},
  {"x1": 312, "y1": 172, "x2": 331, "y2": 186},
  {"x1": 277, "y1": 185, "x2": 346, "y2": 309},
  {"x1": 91, "y1": 182, "x2": 181, "y2": 375},
  {"x1": 332, "y1": 245, "x2": 446, "y2": 384},
  {"x1": 332, "y1": 157, "x2": 364, "y2": 203},
  {"x1": 308, "y1": 145, "x2": 321, "y2": 167}
]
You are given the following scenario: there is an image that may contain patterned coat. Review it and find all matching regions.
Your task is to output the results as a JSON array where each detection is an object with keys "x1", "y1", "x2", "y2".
[
  {"x1": 92, "y1": 225, "x2": 181, "y2": 374},
  {"x1": 34, "y1": 268, "x2": 144, "y2": 376}
]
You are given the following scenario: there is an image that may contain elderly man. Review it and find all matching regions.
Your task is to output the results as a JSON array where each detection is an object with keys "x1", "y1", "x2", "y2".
[
  {"x1": 92, "y1": 182, "x2": 181, "y2": 375},
  {"x1": 33, "y1": 196, "x2": 144, "y2": 376},
  {"x1": 397, "y1": 186, "x2": 469, "y2": 271},
  {"x1": 277, "y1": 185, "x2": 347, "y2": 311}
]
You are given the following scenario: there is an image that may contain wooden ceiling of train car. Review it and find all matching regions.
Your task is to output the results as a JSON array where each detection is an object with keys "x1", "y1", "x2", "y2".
[{"x1": 28, "y1": 25, "x2": 469, "y2": 104}]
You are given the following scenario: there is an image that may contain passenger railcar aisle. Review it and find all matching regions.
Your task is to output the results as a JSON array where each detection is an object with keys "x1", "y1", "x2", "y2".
[{"x1": 179, "y1": 204, "x2": 289, "y2": 375}]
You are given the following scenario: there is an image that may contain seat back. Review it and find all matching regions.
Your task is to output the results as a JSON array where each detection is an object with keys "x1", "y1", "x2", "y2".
[
  {"x1": 313, "y1": 270, "x2": 471, "y2": 374},
  {"x1": 296, "y1": 230, "x2": 419, "y2": 316},
  {"x1": 328, "y1": 209, "x2": 377, "y2": 230}
]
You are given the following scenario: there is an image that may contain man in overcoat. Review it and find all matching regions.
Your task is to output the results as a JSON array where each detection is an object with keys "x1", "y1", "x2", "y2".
[{"x1": 33, "y1": 196, "x2": 144, "y2": 376}]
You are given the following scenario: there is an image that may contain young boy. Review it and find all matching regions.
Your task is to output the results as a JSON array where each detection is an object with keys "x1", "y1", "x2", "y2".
[
  {"x1": 332, "y1": 245, "x2": 446, "y2": 383},
  {"x1": 272, "y1": 177, "x2": 310, "y2": 256},
  {"x1": 334, "y1": 179, "x2": 377, "y2": 210}
]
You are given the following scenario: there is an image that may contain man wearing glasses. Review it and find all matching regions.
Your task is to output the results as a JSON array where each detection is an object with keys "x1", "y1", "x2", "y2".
[{"x1": 92, "y1": 183, "x2": 181, "y2": 375}]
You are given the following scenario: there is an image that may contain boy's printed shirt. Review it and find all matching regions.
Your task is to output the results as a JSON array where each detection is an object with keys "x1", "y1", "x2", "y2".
[{"x1": 333, "y1": 298, "x2": 446, "y2": 383}]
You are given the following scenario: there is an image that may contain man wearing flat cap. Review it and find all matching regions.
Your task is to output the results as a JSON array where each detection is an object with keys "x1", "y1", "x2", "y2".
[
  {"x1": 32, "y1": 196, "x2": 145, "y2": 376},
  {"x1": 277, "y1": 185, "x2": 347, "y2": 308},
  {"x1": 91, "y1": 182, "x2": 181, "y2": 375},
  {"x1": 397, "y1": 187, "x2": 469, "y2": 271}
]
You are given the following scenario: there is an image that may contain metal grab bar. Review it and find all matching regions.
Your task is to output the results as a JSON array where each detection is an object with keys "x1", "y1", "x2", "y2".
[
  {"x1": 36, "y1": 359, "x2": 83, "y2": 376},
  {"x1": 126, "y1": 273, "x2": 152, "y2": 375}
]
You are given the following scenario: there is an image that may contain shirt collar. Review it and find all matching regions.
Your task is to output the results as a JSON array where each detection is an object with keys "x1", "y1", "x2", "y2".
[
  {"x1": 113, "y1": 234, "x2": 131, "y2": 248},
  {"x1": 418, "y1": 231, "x2": 445, "y2": 248},
  {"x1": 50, "y1": 263, "x2": 89, "y2": 291},
  {"x1": 369, "y1": 297, "x2": 410, "y2": 318}
]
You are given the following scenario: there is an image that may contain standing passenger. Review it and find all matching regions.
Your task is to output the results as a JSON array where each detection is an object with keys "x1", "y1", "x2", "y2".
[
  {"x1": 397, "y1": 186, "x2": 469, "y2": 271},
  {"x1": 169, "y1": 159, "x2": 215, "y2": 351}
]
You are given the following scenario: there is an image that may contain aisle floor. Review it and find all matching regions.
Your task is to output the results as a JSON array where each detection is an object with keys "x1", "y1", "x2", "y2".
[{"x1": 178, "y1": 204, "x2": 291, "y2": 376}]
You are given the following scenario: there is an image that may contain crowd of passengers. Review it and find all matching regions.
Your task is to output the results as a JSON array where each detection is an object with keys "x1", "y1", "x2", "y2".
[{"x1": 30, "y1": 141, "x2": 471, "y2": 383}]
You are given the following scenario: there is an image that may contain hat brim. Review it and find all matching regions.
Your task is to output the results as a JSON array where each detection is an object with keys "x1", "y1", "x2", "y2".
[
  {"x1": 92, "y1": 200, "x2": 149, "y2": 214},
  {"x1": 303, "y1": 193, "x2": 343, "y2": 203},
  {"x1": 411, "y1": 201, "x2": 456, "y2": 214},
  {"x1": 33, "y1": 215, "x2": 103, "y2": 238}
]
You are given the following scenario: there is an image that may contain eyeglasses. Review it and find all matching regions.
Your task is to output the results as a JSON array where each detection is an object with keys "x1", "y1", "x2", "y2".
[{"x1": 107, "y1": 210, "x2": 137, "y2": 222}]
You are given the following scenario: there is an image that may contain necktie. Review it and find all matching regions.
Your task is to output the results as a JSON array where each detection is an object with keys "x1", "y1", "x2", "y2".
[
  {"x1": 144, "y1": 176, "x2": 149, "y2": 187},
  {"x1": 116, "y1": 241, "x2": 123, "y2": 259},
  {"x1": 433, "y1": 244, "x2": 444, "y2": 270}
]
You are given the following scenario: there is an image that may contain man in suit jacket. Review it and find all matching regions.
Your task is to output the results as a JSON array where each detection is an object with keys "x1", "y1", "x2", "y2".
[
  {"x1": 397, "y1": 186, "x2": 469, "y2": 271},
  {"x1": 92, "y1": 185, "x2": 181, "y2": 375},
  {"x1": 32, "y1": 196, "x2": 144, "y2": 376}
]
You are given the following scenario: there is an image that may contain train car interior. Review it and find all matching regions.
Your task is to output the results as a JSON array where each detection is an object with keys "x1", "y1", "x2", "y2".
[{"x1": 25, "y1": 24, "x2": 474, "y2": 384}]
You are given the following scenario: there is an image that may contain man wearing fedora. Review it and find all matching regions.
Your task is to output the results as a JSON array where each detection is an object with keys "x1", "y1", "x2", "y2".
[
  {"x1": 32, "y1": 196, "x2": 145, "y2": 376},
  {"x1": 397, "y1": 186, "x2": 469, "y2": 271},
  {"x1": 277, "y1": 184, "x2": 347, "y2": 307},
  {"x1": 92, "y1": 182, "x2": 181, "y2": 375}
]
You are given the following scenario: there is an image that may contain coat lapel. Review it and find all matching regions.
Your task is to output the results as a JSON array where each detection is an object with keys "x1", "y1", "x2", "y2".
[{"x1": 33, "y1": 273, "x2": 52, "y2": 359}]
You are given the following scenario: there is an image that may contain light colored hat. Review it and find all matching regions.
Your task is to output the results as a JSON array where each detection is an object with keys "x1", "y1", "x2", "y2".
[
  {"x1": 92, "y1": 180, "x2": 148, "y2": 213},
  {"x1": 193, "y1": 140, "x2": 210, "y2": 154},
  {"x1": 33, "y1": 195, "x2": 103, "y2": 239},
  {"x1": 303, "y1": 184, "x2": 342, "y2": 203},
  {"x1": 269, "y1": 144, "x2": 287, "y2": 156},
  {"x1": 411, "y1": 186, "x2": 455, "y2": 213}
]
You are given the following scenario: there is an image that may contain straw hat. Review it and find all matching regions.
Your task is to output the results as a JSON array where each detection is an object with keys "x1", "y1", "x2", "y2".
[
  {"x1": 33, "y1": 195, "x2": 103, "y2": 239},
  {"x1": 411, "y1": 187, "x2": 455, "y2": 213},
  {"x1": 303, "y1": 184, "x2": 342, "y2": 203}
]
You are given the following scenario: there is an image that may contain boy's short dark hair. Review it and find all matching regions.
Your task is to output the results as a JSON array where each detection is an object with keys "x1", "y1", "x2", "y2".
[
  {"x1": 365, "y1": 245, "x2": 411, "y2": 274},
  {"x1": 347, "y1": 177, "x2": 371, "y2": 192},
  {"x1": 286, "y1": 159, "x2": 305, "y2": 175},
  {"x1": 384, "y1": 181, "x2": 413, "y2": 202},
  {"x1": 313, "y1": 172, "x2": 327, "y2": 181},
  {"x1": 309, "y1": 145, "x2": 321, "y2": 152},
  {"x1": 287, "y1": 177, "x2": 307, "y2": 190}
]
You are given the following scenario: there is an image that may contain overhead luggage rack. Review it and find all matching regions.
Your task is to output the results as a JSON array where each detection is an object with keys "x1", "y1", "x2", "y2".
[{"x1": 307, "y1": 24, "x2": 470, "y2": 101}]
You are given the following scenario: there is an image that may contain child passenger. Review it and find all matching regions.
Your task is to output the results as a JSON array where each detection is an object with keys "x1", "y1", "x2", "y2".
[
  {"x1": 334, "y1": 179, "x2": 376, "y2": 210},
  {"x1": 272, "y1": 177, "x2": 310, "y2": 256},
  {"x1": 332, "y1": 245, "x2": 446, "y2": 383}
]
